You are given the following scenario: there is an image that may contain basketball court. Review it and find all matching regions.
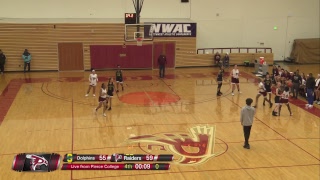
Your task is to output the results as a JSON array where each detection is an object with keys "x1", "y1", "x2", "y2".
[{"x1": 0, "y1": 63, "x2": 319, "y2": 179}]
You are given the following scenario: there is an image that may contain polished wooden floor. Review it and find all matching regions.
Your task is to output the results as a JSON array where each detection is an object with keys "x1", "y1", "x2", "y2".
[{"x1": 0, "y1": 63, "x2": 319, "y2": 180}]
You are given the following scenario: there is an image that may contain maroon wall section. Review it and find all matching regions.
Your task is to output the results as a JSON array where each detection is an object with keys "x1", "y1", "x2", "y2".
[
  {"x1": 153, "y1": 42, "x2": 175, "y2": 69},
  {"x1": 90, "y1": 45, "x2": 153, "y2": 69}
]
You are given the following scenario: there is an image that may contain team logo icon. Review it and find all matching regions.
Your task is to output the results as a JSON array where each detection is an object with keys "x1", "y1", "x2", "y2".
[
  {"x1": 123, "y1": 125, "x2": 226, "y2": 165},
  {"x1": 66, "y1": 154, "x2": 73, "y2": 163},
  {"x1": 12, "y1": 153, "x2": 61, "y2": 172},
  {"x1": 26, "y1": 154, "x2": 49, "y2": 171}
]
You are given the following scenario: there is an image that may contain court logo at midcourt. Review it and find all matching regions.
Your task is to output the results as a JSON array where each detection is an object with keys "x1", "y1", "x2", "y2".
[{"x1": 123, "y1": 125, "x2": 226, "y2": 165}]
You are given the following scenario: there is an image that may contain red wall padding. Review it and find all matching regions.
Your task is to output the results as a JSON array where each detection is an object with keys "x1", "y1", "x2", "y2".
[
  {"x1": 90, "y1": 45, "x2": 153, "y2": 69},
  {"x1": 153, "y1": 42, "x2": 175, "y2": 69}
]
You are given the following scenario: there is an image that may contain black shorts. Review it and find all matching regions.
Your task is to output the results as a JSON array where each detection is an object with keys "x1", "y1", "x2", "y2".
[
  {"x1": 275, "y1": 96, "x2": 280, "y2": 103},
  {"x1": 116, "y1": 77, "x2": 123, "y2": 82},
  {"x1": 107, "y1": 91, "x2": 113, "y2": 97},
  {"x1": 266, "y1": 88, "x2": 271, "y2": 93}
]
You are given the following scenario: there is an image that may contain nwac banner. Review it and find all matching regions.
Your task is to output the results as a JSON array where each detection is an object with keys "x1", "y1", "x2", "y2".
[{"x1": 144, "y1": 23, "x2": 197, "y2": 37}]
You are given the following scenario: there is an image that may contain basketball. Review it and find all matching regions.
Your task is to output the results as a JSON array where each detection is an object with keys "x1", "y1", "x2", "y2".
[{"x1": 287, "y1": 81, "x2": 293, "y2": 87}]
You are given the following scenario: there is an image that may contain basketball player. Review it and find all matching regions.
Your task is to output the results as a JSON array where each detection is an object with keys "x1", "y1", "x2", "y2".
[
  {"x1": 272, "y1": 82, "x2": 282, "y2": 116},
  {"x1": 291, "y1": 71, "x2": 302, "y2": 99},
  {"x1": 230, "y1": 65, "x2": 241, "y2": 96},
  {"x1": 216, "y1": 69, "x2": 223, "y2": 96},
  {"x1": 278, "y1": 86, "x2": 293, "y2": 116},
  {"x1": 106, "y1": 77, "x2": 115, "y2": 110},
  {"x1": 263, "y1": 74, "x2": 272, "y2": 105},
  {"x1": 95, "y1": 83, "x2": 107, "y2": 117},
  {"x1": 85, "y1": 69, "x2": 98, "y2": 97},
  {"x1": 314, "y1": 74, "x2": 320, "y2": 104},
  {"x1": 272, "y1": 65, "x2": 279, "y2": 77},
  {"x1": 115, "y1": 65, "x2": 124, "y2": 92},
  {"x1": 253, "y1": 78, "x2": 272, "y2": 108}
]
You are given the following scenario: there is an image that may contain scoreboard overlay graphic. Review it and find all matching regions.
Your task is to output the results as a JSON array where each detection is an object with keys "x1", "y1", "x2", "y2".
[{"x1": 12, "y1": 153, "x2": 172, "y2": 172}]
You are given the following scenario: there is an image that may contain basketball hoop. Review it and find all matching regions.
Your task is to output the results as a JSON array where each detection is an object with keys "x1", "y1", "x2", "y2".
[{"x1": 136, "y1": 38, "x2": 143, "y2": 46}]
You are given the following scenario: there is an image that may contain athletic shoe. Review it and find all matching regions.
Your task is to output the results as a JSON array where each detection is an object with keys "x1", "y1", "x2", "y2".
[
  {"x1": 85, "y1": 94, "x2": 89, "y2": 97},
  {"x1": 103, "y1": 113, "x2": 106, "y2": 117},
  {"x1": 308, "y1": 105, "x2": 313, "y2": 108},
  {"x1": 243, "y1": 144, "x2": 250, "y2": 149},
  {"x1": 272, "y1": 111, "x2": 278, "y2": 116},
  {"x1": 270, "y1": 103, "x2": 273, "y2": 108},
  {"x1": 93, "y1": 94, "x2": 95, "y2": 97},
  {"x1": 290, "y1": 113, "x2": 293, "y2": 116},
  {"x1": 239, "y1": 91, "x2": 242, "y2": 94},
  {"x1": 122, "y1": 87, "x2": 124, "y2": 91},
  {"x1": 263, "y1": 102, "x2": 265, "y2": 106},
  {"x1": 317, "y1": 101, "x2": 320, "y2": 105},
  {"x1": 232, "y1": 93, "x2": 234, "y2": 96},
  {"x1": 108, "y1": 107, "x2": 112, "y2": 111}
]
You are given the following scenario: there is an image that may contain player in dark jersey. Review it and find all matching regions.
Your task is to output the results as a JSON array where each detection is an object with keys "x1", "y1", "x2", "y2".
[
  {"x1": 106, "y1": 77, "x2": 115, "y2": 110},
  {"x1": 115, "y1": 65, "x2": 124, "y2": 92},
  {"x1": 272, "y1": 65, "x2": 279, "y2": 77},
  {"x1": 263, "y1": 73, "x2": 272, "y2": 106},
  {"x1": 216, "y1": 69, "x2": 223, "y2": 96}
]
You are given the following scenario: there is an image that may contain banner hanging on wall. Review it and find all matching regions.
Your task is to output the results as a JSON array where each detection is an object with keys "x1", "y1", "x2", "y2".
[{"x1": 144, "y1": 23, "x2": 197, "y2": 37}]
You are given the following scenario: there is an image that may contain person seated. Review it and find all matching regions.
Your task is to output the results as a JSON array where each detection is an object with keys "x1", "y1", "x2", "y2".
[
  {"x1": 214, "y1": 52, "x2": 221, "y2": 65},
  {"x1": 223, "y1": 53, "x2": 230, "y2": 68}
]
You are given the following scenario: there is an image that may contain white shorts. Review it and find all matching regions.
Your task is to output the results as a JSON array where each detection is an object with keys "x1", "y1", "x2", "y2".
[{"x1": 116, "y1": 81, "x2": 124, "y2": 84}]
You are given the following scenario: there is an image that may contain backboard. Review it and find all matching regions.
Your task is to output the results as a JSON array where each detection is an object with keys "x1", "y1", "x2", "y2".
[{"x1": 124, "y1": 24, "x2": 154, "y2": 42}]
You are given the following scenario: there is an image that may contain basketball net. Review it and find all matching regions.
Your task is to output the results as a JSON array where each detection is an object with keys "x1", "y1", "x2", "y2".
[{"x1": 136, "y1": 38, "x2": 143, "y2": 46}]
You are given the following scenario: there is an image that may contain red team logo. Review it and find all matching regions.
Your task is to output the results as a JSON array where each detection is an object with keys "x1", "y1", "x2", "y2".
[
  {"x1": 124, "y1": 125, "x2": 227, "y2": 165},
  {"x1": 26, "y1": 154, "x2": 49, "y2": 171}
]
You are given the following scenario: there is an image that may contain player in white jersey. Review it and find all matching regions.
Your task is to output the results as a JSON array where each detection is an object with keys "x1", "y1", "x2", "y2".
[
  {"x1": 253, "y1": 78, "x2": 272, "y2": 108},
  {"x1": 230, "y1": 65, "x2": 241, "y2": 95},
  {"x1": 85, "y1": 69, "x2": 98, "y2": 97},
  {"x1": 279, "y1": 86, "x2": 292, "y2": 116},
  {"x1": 95, "y1": 83, "x2": 108, "y2": 116}
]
